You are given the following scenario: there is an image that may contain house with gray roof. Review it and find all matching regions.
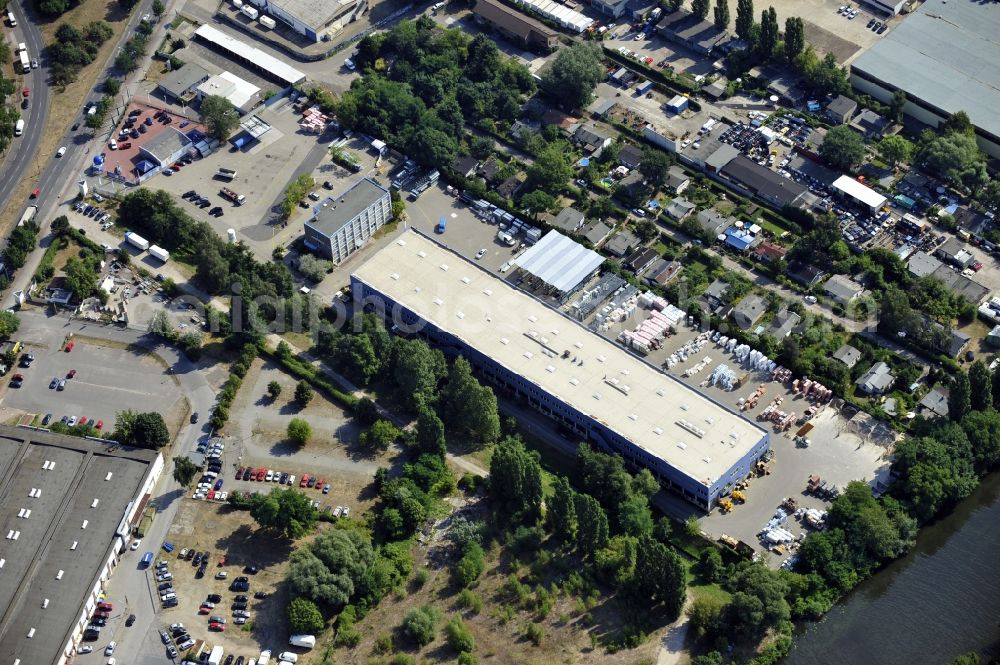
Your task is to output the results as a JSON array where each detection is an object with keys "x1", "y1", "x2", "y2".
[
  {"x1": 768, "y1": 308, "x2": 801, "y2": 338},
  {"x1": 551, "y1": 207, "x2": 586, "y2": 234},
  {"x1": 919, "y1": 387, "x2": 949, "y2": 418},
  {"x1": 731, "y1": 295, "x2": 767, "y2": 330},
  {"x1": 572, "y1": 122, "x2": 612, "y2": 153},
  {"x1": 605, "y1": 230, "x2": 640, "y2": 257},
  {"x1": 619, "y1": 144, "x2": 643, "y2": 169},
  {"x1": 849, "y1": 109, "x2": 892, "y2": 139},
  {"x1": 824, "y1": 275, "x2": 865, "y2": 304},
  {"x1": 856, "y1": 362, "x2": 895, "y2": 395},
  {"x1": 702, "y1": 279, "x2": 730, "y2": 310},
  {"x1": 825, "y1": 95, "x2": 858, "y2": 124},
  {"x1": 665, "y1": 197, "x2": 696, "y2": 221},
  {"x1": 582, "y1": 220, "x2": 613, "y2": 246},
  {"x1": 665, "y1": 166, "x2": 690, "y2": 194},
  {"x1": 833, "y1": 344, "x2": 862, "y2": 368},
  {"x1": 907, "y1": 250, "x2": 943, "y2": 278}
]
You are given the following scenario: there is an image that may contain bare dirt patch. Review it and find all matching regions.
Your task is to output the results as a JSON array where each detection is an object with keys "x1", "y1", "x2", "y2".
[{"x1": 802, "y1": 20, "x2": 861, "y2": 64}]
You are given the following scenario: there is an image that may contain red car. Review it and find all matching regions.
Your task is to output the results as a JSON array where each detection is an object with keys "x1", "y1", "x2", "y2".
[
  {"x1": 643, "y1": 56, "x2": 654, "y2": 65},
  {"x1": 120, "y1": 142, "x2": 132, "y2": 149},
  {"x1": 65, "y1": 341, "x2": 75, "y2": 352},
  {"x1": 208, "y1": 622, "x2": 225, "y2": 632},
  {"x1": 95, "y1": 420, "x2": 104, "y2": 430},
  {"x1": 97, "y1": 602, "x2": 113, "y2": 611},
  {"x1": 30, "y1": 188, "x2": 40, "y2": 198},
  {"x1": 256, "y1": 468, "x2": 267, "y2": 481},
  {"x1": 199, "y1": 606, "x2": 212, "y2": 615},
  {"x1": 235, "y1": 466, "x2": 245, "y2": 479},
  {"x1": 22, "y1": 87, "x2": 29, "y2": 98},
  {"x1": 79, "y1": 416, "x2": 88, "y2": 426},
  {"x1": 315, "y1": 478, "x2": 325, "y2": 490},
  {"x1": 67, "y1": 369, "x2": 76, "y2": 378},
  {"x1": 171, "y1": 164, "x2": 182, "y2": 172},
  {"x1": 299, "y1": 474, "x2": 310, "y2": 488}
]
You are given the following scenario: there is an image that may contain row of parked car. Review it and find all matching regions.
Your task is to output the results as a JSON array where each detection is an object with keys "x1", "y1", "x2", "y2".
[{"x1": 160, "y1": 623, "x2": 194, "y2": 658}]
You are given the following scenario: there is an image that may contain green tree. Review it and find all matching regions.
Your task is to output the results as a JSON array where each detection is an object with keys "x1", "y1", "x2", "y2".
[
  {"x1": 877, "y1": 135, "x2": 914, "y2": 168},
  {"x1": 949, "y1": 372, "x2": 971, "y2": 421},
  {"x1": 361, "y1": 419, "x2": 400, "y2": 450},
  {"x1": 287, "y1": 417, "x2": 312, "y2": 446},
  {"x1": 735, "y1": 0, "x2": 754, "y2": 39},
  {"x1": 287, "y1": 597, "x2": 325, "y2": 634},
  {"x1": 697, "y1": 547, "x2": 724, "y2": 582},
  {"x1": 888, "y1": 89, "x2": 907, "y2": 123},
  {"x1": 783, "y1": 16, "x2": 804, "y2": 61},
  {"x1": 992, "y1": 364, "x2": 1000, "y2": 410},
  {"x1": 415, "y1": 406, "x2": 447, "y2": 457},
  {"x1": 288, "y1": 528, "x2": 375, "y2": 608},
  {"x1": 526, "y1": 144, "x2": 574, "y2": 194},
  {"x1": 819, "y1": 125, "x2": 866, "y2": 170},
  {"x1": 294, "y1": 381, "x2": 314, "y2": 406},
  {"x1": 0, "y1": 311, "x2": 20, "y2": 339},
  {"x1": 250, "y1": 487, "x2": 319, "y2": 538},
  {"x1": 103, "y1": 77, "x2": 121, "y2": 95},
  {"x1": 453, "y1": 542, "x2": 485, "y2": 587},
  {"x1": 489, "y1": 437, "x2": 544, "y2": 521},
  {"x1": 575, "y1": 493, "x2": 609, "y2": 556},
  {"x1": 941, "y1": 111, "x2": 974, "y2": 137},
  {"x1": 199, "y1": 95, "x2": 239, "y2": 141},
  {"x1": 128, "y1": 412, "x2": 170, "y2": 448},
  {"x1": 758, "y1": 7, "x2": 779, "y2": 59},
  {"x1": 441, "y1": 357, "x2": 501, "y2": 444},
  {"x1": 172, "y1": 456, "x2": 199, "y2": 486},
  {"x1": 445, "y1": 616, "x2": 475, "y2": 654},
  {"x1": 402, "y1": 605, "x2": 440, "y2": 646},
  {"x1": 547, "y1": 475, "x2": 578, "y2": 543},
  {"x1": 921, "y1": 132, "x2": 988, "y2": 190},
  {"x1": 633, "y1": 536, "x2": 686, "y2": 619},
  {"x1": 268, "y1": 380, "x2": 282, "y2": 399},
  {"x1": 721, "y1": 563, "x2": 790, "y2": 642},
  {"x1": 638, "y1": 146, "x2": 674, "y2": 183},
  {"x1": 520, "y1": 190, "x2": 556, "y2": 219},
  {"x1": 961, "y1": 410, "x2": 1000, "y2": 471},
  {"x1": 151, "y1": 0, "x2": 165, "y2": 16},
  {"x1": 692, "y1": 0, "x2": 710, "y2": 19},
  {"x1": 713, "y1": 0, "x2": 730, "y2": 29},
  {"x1": 539, "y1": 42, "x2": 604, "y2": 110},
  {"x1": 298, "y1": 254, "x2": 333, "y2": 282},
  {"x1": 969, "y1": 360, "x2": 992, "y2": 412},
  {"x1": 390, "y1": 338, "x2": 446, "y2": 410},
  {"x1": 687, "y1": 596, "x2": 725, "y2": 640},
  {"x1": 949, "y1": 653, "x2": 980, "y2": 665},
  {"x1": 63, "y1": 257, "x2": 99, "y2": 302}
]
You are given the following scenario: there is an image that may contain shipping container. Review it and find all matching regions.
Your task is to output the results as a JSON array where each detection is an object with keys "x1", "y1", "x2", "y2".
[{"x1": 259, "y1": 15, "x2": 276, "y2": 29}]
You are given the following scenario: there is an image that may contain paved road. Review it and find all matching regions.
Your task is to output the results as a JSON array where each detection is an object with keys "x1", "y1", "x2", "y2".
[
  {"x1": 1, "y1": 0, "x2": 179, "y2": 311},
  {"x1": 0, "y1": 0, "x2": 49, "y2": 217}
]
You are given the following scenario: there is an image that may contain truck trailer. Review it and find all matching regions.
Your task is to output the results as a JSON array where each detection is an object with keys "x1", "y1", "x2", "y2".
[
  {"x1": 124, "y1": 231, "x2": 150, "y2": 251},
  {"x1": 220, "y1": 187, "x2": 246, "y2": 205},
  {"x1": 149, "y1": 245, "x2": 170, "y2": 263}
]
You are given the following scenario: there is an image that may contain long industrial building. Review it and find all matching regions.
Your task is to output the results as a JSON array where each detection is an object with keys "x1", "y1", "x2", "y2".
[
  {"x1": 351, "y1": 231, "x2": 769, "y2": 508},
  {"x1": 0, "y1": 427, "x2": 162, "y2": 665},
  {"x1": 850, "y1": 0, "x2": 1000, "y2": 158}
]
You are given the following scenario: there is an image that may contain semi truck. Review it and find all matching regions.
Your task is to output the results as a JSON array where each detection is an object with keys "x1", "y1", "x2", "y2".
[{"x1": 220, "y1": 187, "x2": 246, "y2": 205}]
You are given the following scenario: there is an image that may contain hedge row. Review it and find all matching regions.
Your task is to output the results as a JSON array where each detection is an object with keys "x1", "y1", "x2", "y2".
[{"x1": 263, "y1": 345, "x2": 358, "y2": 412}]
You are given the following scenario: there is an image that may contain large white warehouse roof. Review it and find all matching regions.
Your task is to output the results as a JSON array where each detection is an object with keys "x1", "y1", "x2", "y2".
[{"x1": 352, "y1": 231, "x2": 766, "y2": 486}]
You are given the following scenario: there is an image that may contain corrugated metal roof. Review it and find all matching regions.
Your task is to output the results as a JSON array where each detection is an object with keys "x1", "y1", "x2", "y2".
[{"x1": 513, "y1": 231, "x2": 604, "y2": 294}]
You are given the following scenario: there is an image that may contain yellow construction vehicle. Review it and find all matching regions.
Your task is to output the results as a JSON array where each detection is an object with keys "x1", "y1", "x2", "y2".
[
  {"x1": 732, "y1": 490, "x2": 746, "y2": 504},
  {"x1": 719, "y1": 498, "x2": 734, "y2": 513}
]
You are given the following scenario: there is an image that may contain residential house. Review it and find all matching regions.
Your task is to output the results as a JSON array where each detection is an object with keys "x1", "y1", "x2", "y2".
[
  {"x1": 477, "y1": 156, "x2": 501, "y2": 182},
  {"x1": 949, "y1": 329, "x2": 971, "y2": 358},
  {"x1": 572, "y1": 122, "x2": 612, "y2": 154},
  {"x1": 787, "y1": 262, "x2": 827, "y2": 287},
  {"x1": 988, "y1": 325, "x2": 1000, "y2": 348},
  {"x1": 615, "y1": 170, "x2": 646, "y2": 203},
  {"x1": 495, "y1": 175, "x2": 523, "y2": 199},
  {"x1": 643, "y1": 259, "x2": 682, "y2": 287},
  {"x1": 551, "y1": 207, "x2": 586, "y2": 234},
  {"x1": 451, "y1": 155, "x2": 479, "y2": 178},
  {"x1": 582, "y1": 220, "x2": 613, "y2": 246},
  {"x1": 931, "y1": 264, "x2": 990, "y2": 305},
  {"x1": 724, "y1": 226, "x2": 760, "y2": 253},
  {"x1": 665, "y1": 166, "x2": 690, "y2": 194},
  {"x1": 606, "y1": 230, "x2": 640, "y2": 257},
  {"x1": 731, "y1": 295, "x2": 767, "y2": 330},
  {"x1": 665, "y1": 197, "x2": 696, "y2": 221},
  {"x1": 702, "y1": 279, "x2": 730, "y2": 310},
  {"x1": 624, "y1": 247, "x2": 660, "y2": 275},
  {"x1": 703, "y1": 78, "x2": 727, "y2": 100},
  {"x1": 619, "y1": 144, "x2": 644, "y2": 170},
  {"x1": 849, "y1": 109, "x2": 892, "y2": 139},
  {"x1": 825, "y1": 95, "x2": 858, "y2": 124},
  {"x1": 935, "y1": 237, "x2": 976, "y2": 268},
  {"x1": 954, "y1": 206, "x2": 993, "y2": 234},
  {"x1": 753, "y1": 240, "x2": 787, "y2": 263},
  {"x1": 823, "y1": 274, "x2": 865, "y2": 304},
  {"x1": 856, "y1": 362, "x2": 895, "y2": 395},
  {"x1": 832, "y1": 344, "x2": 862, "y2": 368},
  {"x1": 918, "y1": 387, "x2": 949, "y2": 418},
  {"x1": 768, "y1": 308, "x2": 801, "y2": 338},
  {"x1": 695, "y1": 208, "x2": 732, "y2": 237}
]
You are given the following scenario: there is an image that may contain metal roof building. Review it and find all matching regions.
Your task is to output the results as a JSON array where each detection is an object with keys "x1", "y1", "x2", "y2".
[
  {"x1": 512, "y1": 231, "x2": 604, "y2": 295},
  {"x1": 193, "y1": 25, "x2": 306, "y2": 86},
  {"x1": 0, "y1": 427, "x2": 162, "y2": 665},
  {"x1": 850, "y1": 0, "x2": 1000, "y2": 158},
  {"x1": 832, "y1": 175, "x2": 887, "y2": 211},
  {"x1": 351, "y1": 231, "x2": 769, "y2": 508}
]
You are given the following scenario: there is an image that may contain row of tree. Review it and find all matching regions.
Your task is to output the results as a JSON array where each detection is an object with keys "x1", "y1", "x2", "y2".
[{"x1": 48, "y1": 21, "x2": 114, "y2": 86}]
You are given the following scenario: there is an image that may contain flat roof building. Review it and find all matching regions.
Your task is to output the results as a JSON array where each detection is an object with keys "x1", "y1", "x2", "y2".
[
  {"x1": 719, "y1": 155, "x2": 808, "y2": 209},
  {"x1": 246, "y1": 0, "x2": 364, "y2": 42},
  {"x1": 196, "y1": 71, "x2": 261, "y2": 113},
  {"x1": 655, "y1": 8, "x2": 730, "y2": 55},
  {"x1": 351, "y1": 231, "x2": 769, "y2": 509},
  {"x1": 303, "y1": 178, "x2": 391, "y2": 263},
  {"x1": 139, "y1": 127, "x2": 192, "y2": 166},
  {"x1": 0, "y1": 427, "x2": 162, "y2": 665},
  {"x1": 850, "y1": 0, "x2": 1000, "y2": 158},
  {"x1": 194, "y1": 25, "x2": 306, "y2": 86},
  {"x1": 156, "y1": 63, "x2": 210, "y2": 104},
  {"x1": 473, "y1": 0, "x2": 560, "y2": 51},
  {"x1": 512, "y1": 231, "x2": 604, "y2": 296},
  {"x1": 831, "y1": 175, "x2": 887, "y2": 212}
]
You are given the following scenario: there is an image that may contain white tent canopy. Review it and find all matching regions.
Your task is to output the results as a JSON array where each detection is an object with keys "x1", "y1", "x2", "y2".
[
  {"x1": 513, "y1": 231, "x2": 604, "y2": 294},
  {"x1": 832, "y1": 175, "x2": 888, "y2": 210}
]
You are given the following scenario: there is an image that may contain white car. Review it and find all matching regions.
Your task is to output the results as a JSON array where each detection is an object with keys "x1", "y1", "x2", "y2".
[
  {"x1": 78, "y1": 646, "x2": 93, "y2": 654},
  {"x1": 130, "y1": 539, "x2": 141, "y2": 551},
  {"x1": 215, "y1": 571, "x2": 228, "y2": 579},
  {"x1": 342, "y1": 506, "x2": 350, "y2": 518},
  {"x1": 804, "y1": 295, "x2": 818, "y2": 304},
  {"x1": 56, "y1": 146, "x2": 66, "y2": 157},
  {"x1": 475, "y1": 248, "x2": 487, "y2": 259},
  {"x1": 105, "y1": 641, "x2": 117, "y2": 656},
  {"x1": 109, "y1": 139, "x2": 117, "y2": 150}
]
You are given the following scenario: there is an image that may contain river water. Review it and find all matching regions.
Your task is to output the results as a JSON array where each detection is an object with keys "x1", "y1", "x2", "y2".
[{"x1": 785, "y1": 472, "x2": 1000, "y2": 665}]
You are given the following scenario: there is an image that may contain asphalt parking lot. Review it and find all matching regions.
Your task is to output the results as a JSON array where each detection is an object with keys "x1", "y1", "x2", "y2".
[
  {"x1": 2, "y1": 317, "x2": 184, "y2": 429},
  {"x1": 406, "y1": 184, "x2": 525, "y2": 273}
]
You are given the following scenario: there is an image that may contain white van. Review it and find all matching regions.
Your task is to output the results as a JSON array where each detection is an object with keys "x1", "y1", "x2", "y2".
[
  {"x1": 7, "y1": 11, "x2": 16, "y2": 26},
  {"x1": 343, "y1": 58, "x2": 355, "y2": 71},
  {"x1": 14, "y1": 119, "x2": 24, "y2": 136}
]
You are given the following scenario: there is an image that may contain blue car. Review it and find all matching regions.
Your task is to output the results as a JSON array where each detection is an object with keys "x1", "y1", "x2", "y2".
[{"x1": 213, "y1": 478, "x2": 224, "y2": 490}]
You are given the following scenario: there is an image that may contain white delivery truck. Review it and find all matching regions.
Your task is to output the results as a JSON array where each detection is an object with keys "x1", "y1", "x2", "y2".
[
  {"x1": 288, "y1": 635, "x2": 315, "y2": 649},
  {"x1": 208, "y1": 646, "x2": 225, "y2": 665},
  {"x1": 124, "y1": 231, "x2": 150, "y2": 251}
]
